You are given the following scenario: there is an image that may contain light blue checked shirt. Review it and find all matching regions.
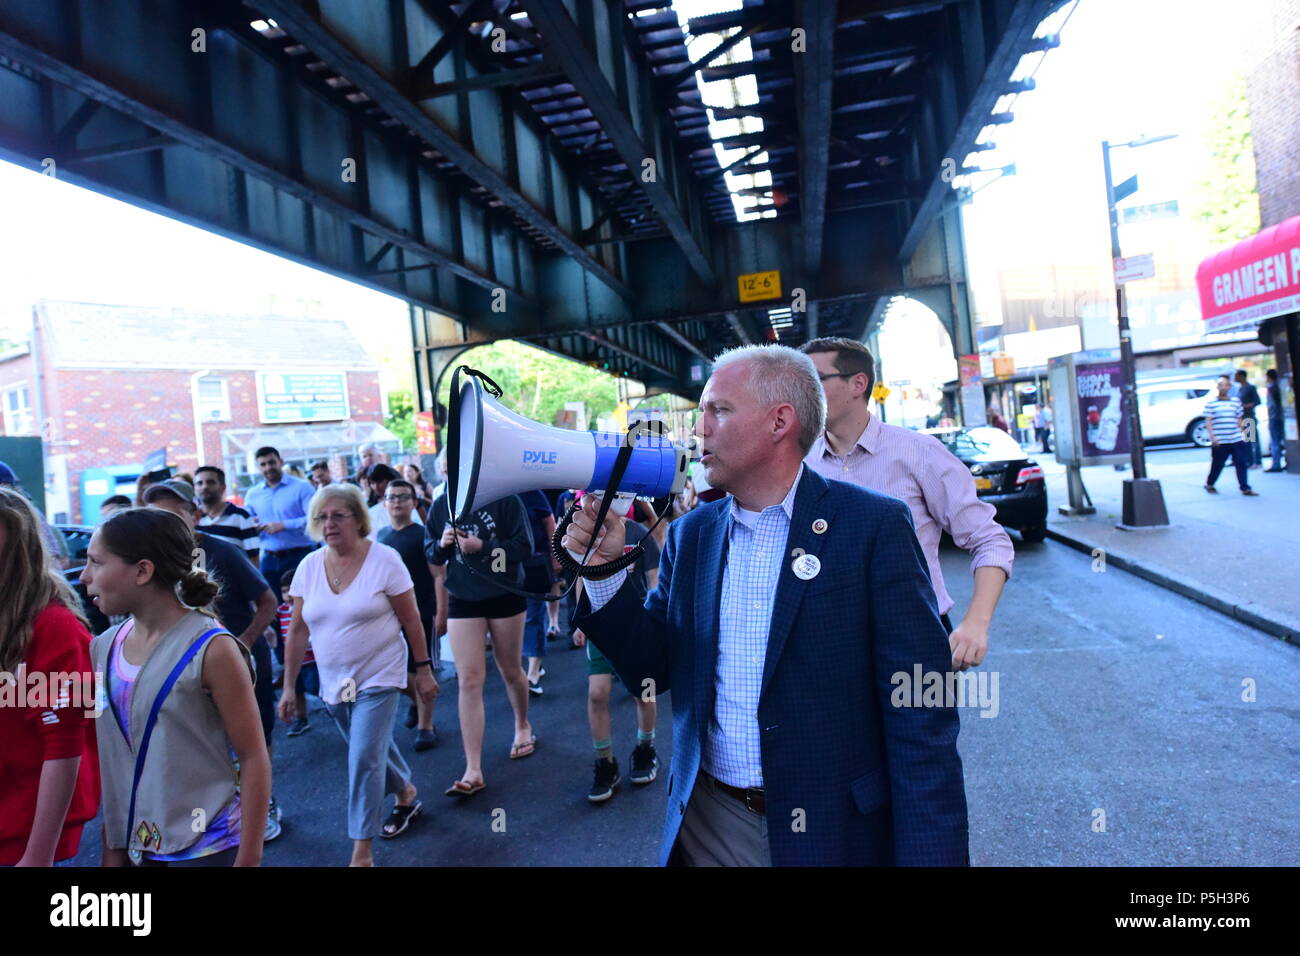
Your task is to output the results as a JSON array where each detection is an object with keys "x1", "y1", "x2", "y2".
[{"x1": 586, "y1": 465, "x2": 803, "y2": 790}]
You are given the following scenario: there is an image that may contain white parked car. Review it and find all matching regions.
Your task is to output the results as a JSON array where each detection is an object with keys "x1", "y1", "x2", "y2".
[{"x1": 1137, "y1": 379, "x2": 1270, "y2": 448}]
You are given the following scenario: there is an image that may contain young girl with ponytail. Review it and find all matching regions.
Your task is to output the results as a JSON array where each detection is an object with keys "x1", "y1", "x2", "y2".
[{"x1": 81, "y1": 508, "x2": 269, "y2": 866}]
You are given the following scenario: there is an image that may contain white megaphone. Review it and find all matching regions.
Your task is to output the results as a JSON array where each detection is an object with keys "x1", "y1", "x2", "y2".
[{"x1": 447, "y1": 369, "x2": 695, "y2": 523}]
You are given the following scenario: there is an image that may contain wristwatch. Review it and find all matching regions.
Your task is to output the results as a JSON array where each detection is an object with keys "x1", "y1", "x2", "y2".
[{"x1": 413, "y1": 659, "x2": 435, "y2": 669}]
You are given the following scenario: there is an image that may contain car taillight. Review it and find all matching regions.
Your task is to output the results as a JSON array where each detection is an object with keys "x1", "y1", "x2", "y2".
[{"x1": 1015, "y1": 466, "x2": 1043, "y2": 484}]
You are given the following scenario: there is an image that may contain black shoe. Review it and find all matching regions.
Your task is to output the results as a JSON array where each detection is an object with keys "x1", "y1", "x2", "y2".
[
  {"x1": 414, "y1": 727, "x2": 439, "y2": 751},
  {"x1": 528, "y1": 678, "x2": 544, "y2": 696},
  {"x1": 588, "y1": 758, "x2": 620, "y2": 803},
  {"x1": 546, "y1": 627, "x2": 561, "y2": 643},
  {"x1": 629, "y1": 742, "x2": 659, "y2": 785},
  {"x1": 1265, "y1": 466, "x2": 1285, "y2": 472},
  {"x1": 404, "y1": 705, "x2": 418, "y2": 729}
]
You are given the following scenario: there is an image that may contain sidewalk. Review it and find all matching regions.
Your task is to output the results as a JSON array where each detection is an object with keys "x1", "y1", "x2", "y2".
[{"x1": 1040, "y1": 451, "x2": 1299, "y2": 645}]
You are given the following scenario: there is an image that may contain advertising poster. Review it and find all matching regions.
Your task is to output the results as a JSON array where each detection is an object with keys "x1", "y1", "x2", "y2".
[{"x1": 1074, "y1": 361, "x2": 1130, "y2": 460}]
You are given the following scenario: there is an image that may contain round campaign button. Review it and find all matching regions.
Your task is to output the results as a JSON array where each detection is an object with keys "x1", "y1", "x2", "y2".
[
  {"x1": 812, "y1": 518, "x2": 828, "y2": 534},
  {"x1": 792, "y1": 553, "x2": 821, "y2": 580}
]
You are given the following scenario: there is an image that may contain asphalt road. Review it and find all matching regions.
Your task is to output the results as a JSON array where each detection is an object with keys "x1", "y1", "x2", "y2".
[{"x1": 69, "y1": 528, "x2": 1298, "y2": 866}]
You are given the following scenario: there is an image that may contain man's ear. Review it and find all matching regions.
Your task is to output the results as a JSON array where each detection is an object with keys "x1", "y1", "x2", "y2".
[{"x1": 771, "y1": 402, "x2": 797, "y2": 443}]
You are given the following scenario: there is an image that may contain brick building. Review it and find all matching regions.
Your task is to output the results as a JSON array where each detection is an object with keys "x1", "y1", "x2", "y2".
[
  {"x1": 0, "y1": 299, "x2": 400, "y2": 522},
  {"x1": 1245, "y1": 0, "x2": 1300, "y2": 227}
]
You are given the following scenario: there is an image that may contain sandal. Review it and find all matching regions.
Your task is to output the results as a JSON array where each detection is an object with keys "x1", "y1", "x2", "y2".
[
  {"x1": 509, "y1": 736, "x2": 537, "y2": 760},
  {"x1": 444, "y1": 779, "x2": 486, "y2": 798},
  {"x1": 380, "y1": 800, "x2": 423, "y2": 839}
]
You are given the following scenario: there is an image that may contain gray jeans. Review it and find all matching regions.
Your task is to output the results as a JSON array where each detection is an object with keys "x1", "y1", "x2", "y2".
[
  {"x1": 677, "y1": 772, "x2": 772, "y2": 867},
  {"x1": 326, "y1": 687, "x2": 413, "y2": 840}
]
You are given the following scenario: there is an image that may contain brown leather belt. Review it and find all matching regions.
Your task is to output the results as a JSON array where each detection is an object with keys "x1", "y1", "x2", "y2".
[{"x1": 706, "y1": 772, "x2": 766, "y2": 815}]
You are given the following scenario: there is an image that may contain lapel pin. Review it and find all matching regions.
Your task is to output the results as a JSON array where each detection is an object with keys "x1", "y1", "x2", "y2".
[
  {"x1": 812, "y1": 518, "x2": 828, "y2": 534},
  {"x1": 792, "y1": 553, "x2": 821, "y2": 581}
]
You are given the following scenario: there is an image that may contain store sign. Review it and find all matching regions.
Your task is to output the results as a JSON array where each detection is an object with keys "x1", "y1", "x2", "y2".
[
  {"x1": 255, "y1": 371, "x2": 350, "y2": 424},
  {"x1": 1196, "y1": 215, "x2": 1300, "y2": 333}
]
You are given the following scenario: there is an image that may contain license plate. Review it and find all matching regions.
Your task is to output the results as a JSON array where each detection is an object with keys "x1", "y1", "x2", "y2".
[{"x1": 973, "y1": 476, "x2": 992, "y2": 490}]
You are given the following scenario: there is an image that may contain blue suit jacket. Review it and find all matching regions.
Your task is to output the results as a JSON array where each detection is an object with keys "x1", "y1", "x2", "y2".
[{"x1": 574, "y1": 466, "x2": 969, "y2": 866}]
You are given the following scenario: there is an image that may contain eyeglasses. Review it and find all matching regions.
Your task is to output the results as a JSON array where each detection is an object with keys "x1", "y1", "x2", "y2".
[
  {"x1": 318, "y1": 511, "x2": 356, "y2": 524},
  {"x1": 818, "y1": 373, "x2": 855, "y2": 382},
  {"x1": 384, "y1": 494, "x2": 415, "y2": 503}
]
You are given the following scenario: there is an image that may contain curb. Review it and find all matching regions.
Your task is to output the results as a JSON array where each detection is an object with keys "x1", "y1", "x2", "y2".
[{"x1": 1045, "y1": 526, "x2": 1300, "y2": 646}]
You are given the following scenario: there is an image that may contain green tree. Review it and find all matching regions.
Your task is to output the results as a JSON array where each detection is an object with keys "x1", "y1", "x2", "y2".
[
  {"x1": 385, "y1": 388, "x2": 417, "y2": 451},
  {"x1": 435, "y1": 340, "x2": 621, "y2": 431},
  {"x1": 1191, "y1": 74, "x2": 1260, "y2": 243}
]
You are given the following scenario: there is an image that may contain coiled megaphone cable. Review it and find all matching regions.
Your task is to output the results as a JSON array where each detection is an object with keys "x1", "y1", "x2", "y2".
[{"x1": 551, "y1": 419, "x2": 666, "y2": 581}]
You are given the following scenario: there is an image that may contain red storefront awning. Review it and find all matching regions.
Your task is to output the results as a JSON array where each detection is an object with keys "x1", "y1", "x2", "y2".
[{"x1": 1196, "y1": 215, "x2": 1300, "y2": 333}]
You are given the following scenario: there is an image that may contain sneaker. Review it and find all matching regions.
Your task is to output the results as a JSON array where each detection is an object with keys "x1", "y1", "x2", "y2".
[
  {"x1": 1204, "y1": 484, "x2": 1218, "y2": 494},
  {"x1": 528, "y1": 678, "x2": 544, "y2": 696},
  {"x1": 588, "y1": 758, "x2": 620, "y2": 803},
  {"x1": 546, "y1": 627, "x2": 561, "y2": 643},
  {"x1": 629, "y1": 742, "x2": 659, "y2": 785},
  {"x1": 404, "y1": 705, "x2": 418, "y2": 729},
  {"x1": 265, "y1": 799, "x2": 283, "y2": 842},
  {"x1": 1242, "y1": 488, "x2": 1259, "y2": 496},
  {"x1": 287, "y1": 716, "x2": 310, "y2": 736},
  {"x1": 414, "y1": 727, "x2": 439, "y2": 752}
]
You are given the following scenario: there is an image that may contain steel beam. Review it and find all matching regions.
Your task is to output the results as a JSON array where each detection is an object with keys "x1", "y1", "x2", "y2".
[
  {"x1": 414, "y1": 63, "x2": 564, "y2": 99},
  {"x1": 655, "y1": 321, "x2": 712, "y2": 362},
  {"x1": 794, "y1": 0, "x2": 836, "y2": 278},
  {"x1": 0, "y1": 20, "x2": 527, "y2": 304},
  {"x1": 254, "y1": 0, "x2": 631, "y2": 300},
  {"x1": 520, "y1": 1, "x2": 716, "y2": 285},
  {"x1": 897, "y1": 0, "x2": 1054, "y2": 262}
]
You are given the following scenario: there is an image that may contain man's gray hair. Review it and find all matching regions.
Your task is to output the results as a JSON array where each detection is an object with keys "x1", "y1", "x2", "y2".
[{"x1": 711, "y1": 345, "x2": 827, "y2": 454}]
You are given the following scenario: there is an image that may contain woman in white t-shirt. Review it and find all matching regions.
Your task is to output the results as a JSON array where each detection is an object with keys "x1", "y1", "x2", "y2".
[{"x1": 277, "y1": 484, "x2": 439, "y2": 867}]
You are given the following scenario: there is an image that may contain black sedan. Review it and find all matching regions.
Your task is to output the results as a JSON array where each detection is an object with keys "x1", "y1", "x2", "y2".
[{"x1": 924, "y1": 425, "x2": 1048, "y2": 542}]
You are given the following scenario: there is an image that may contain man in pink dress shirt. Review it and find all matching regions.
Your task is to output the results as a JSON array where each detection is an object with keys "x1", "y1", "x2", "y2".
[{"x1": 800, "y1": 338, "x2": 1014, "y2": 671}]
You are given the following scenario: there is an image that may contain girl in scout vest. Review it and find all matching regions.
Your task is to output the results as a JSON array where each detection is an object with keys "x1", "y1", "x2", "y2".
[{"x1": 83, "y1": 508, "x2": 270, "y2": 867}]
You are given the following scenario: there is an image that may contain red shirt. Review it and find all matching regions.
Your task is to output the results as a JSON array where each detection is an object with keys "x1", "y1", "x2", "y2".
[{"x1": 0, "y1": 604, "x2": 100, "y2": 864}]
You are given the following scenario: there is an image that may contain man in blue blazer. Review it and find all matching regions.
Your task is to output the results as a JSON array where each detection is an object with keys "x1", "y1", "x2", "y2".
[{"x1": 566, "y1": 345, "x2": 969, "y2": 866}]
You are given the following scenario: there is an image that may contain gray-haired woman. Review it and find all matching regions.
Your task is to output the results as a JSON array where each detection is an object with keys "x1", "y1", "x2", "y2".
[{"x1": 277, "y1": 483, "x2": 438, "y2": 867}]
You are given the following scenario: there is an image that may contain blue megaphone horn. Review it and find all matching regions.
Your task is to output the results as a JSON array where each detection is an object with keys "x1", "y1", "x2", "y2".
[{"x1": 446, "y1": 367, "x2": 696, "y2": 524}]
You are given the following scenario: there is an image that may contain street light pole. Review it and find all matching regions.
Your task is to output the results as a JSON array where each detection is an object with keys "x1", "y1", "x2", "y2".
[{"x1": 1102, "y1": 138, "x2": 1170, "y2": 527}]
